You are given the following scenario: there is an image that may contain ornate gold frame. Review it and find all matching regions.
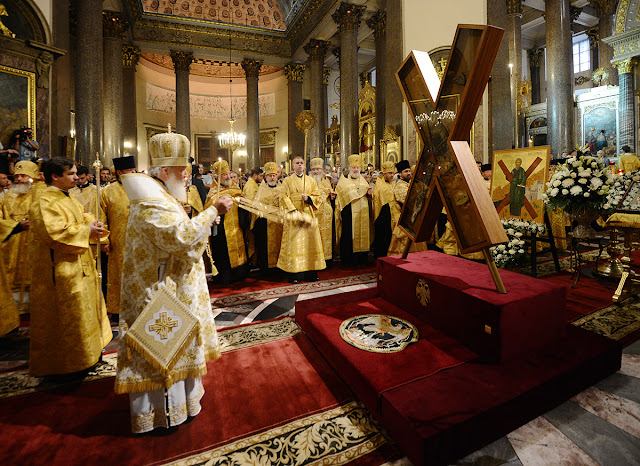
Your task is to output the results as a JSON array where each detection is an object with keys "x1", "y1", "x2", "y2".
[
  {"x1": 0, "y1": 65, "x2": 36, "y2": 143},
  {"x1": 380, "y1": 125, "x2": 401, "y2": 164}
]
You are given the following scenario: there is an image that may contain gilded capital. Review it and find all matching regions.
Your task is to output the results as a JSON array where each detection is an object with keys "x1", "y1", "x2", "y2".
[
  {"x1": 102, "y1": 11, "x2": 127, "y2": 38},
  {"x1": 331, "y1": 2, "x2": 366, "y2": 33},
  {"x1": 284, "y1": 63, "x2": 306, "y2": 83},
  {"x1": 304, "y1": 39, "x2": 329, "y2": 61},
  {"x1": 366, "y1": 10, "x2": 386, "y2": 37},
  {"x1": 122, "y1": 45, "x2": 140, "y2": 67},
  {"x1": 614, "y1": 58, "x2": 637, "y2": 74},
  {"x1": 527, "y1": 48, "x2": 543, "y2": 68},
  {"x1": 591, "y1": 0, "x2": 618, "y2": 17},
  {"x1": 506, "y1": 0, "x2": 522, "y2": 16},
  {"x1": 323, "y1": 66, "x2": 332, "y2": 85},
  {"x1": 241, "y1": 58, "x2": 263, "y2": 78},
  {"x1": 170, "y1": 51, "x2": 194, "y2": 72}
]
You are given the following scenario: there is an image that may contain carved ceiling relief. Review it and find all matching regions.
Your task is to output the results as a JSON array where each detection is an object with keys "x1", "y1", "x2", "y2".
[
  {"x1": 141, "y1": 53, "x2": 281, "y2": 77},
  {"x1": 142, "y1": 0, "x2": 286, "y2": 30}
]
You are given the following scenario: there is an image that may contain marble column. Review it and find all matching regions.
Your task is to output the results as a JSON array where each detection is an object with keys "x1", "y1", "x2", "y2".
[
  {"x1": 304, "y1": 39, "x2": 329, "y2": 159},
  {"x1": 332, "y1": 2, "x2": 366, "y2": 168},
  {"x1": 284, "y1": 63, "x2": 305, "y2": 160},
  {"x1": 51, "y1": 0, "x2": 71, "y2": 158},
  {"x1": 546, "y1": 0, "x2": 574, "y2": 157},
  {"x1": 507, "y1": 0, "x2": 523, "y2": 148},
  {"x1": 122, "y1": 45, "x2": 140, "y2": 160},
  {"x1": 384, "y1": 0, "x2": 403, "y2": 144},
  {"x1": 592, "y1": 0, "x2": 618, "y2": 86},
  {"x1": 528, "y1": 48, "x2": 543, "y2": 105},
  {"x1": 242, "y1": 59, "x2": 262, "y2": 169},
  {"x1": 615, "y1": 59, "x2": 636, "y2": 151},
  {"x1": 170, "y1": 51, "x2": 194, "y2": 138},
  {"x1": 103, "y1": 11, "x2": 127, "y2": 166},
  {"x1": 367, "y1": 10, "x2": 386, "y2": 168},
  {"x1": 75, "y1": 0, "x2": 104, "y2": 166}
]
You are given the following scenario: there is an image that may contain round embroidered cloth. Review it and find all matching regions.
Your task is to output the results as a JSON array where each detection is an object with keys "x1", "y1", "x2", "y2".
[{"x1": 339, "y1": 314, "x2": 419, "y2": 353}]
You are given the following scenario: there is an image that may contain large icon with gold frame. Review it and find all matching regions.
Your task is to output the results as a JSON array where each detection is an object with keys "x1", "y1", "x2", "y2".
[
  {"x1": 0, "y1": 65, "x2": 36, "y2": 149},
  {"x1": 380, "y1": 125, "x2": 401, "y2": 163}
]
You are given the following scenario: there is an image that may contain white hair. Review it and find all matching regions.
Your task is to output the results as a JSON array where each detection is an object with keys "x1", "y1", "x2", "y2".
[{"x1": 148, "y1": 166, "x2": 163, "y2": 178}]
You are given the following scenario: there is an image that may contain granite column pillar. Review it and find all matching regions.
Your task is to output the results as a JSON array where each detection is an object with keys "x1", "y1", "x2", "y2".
[
  {"x1": 367, "y1": 10, "x2": 386, "y2": 168},
  {"x1": 122, "y1": 45, "x2": 140, "y2": 160},
  {"x1": 242, "y1": 59, "x2": 262, "y2": 169},
  {"x1": 323, "y1": 66, "x2": 331, "y2": 158},
  {"x1": 592, "y1": 0, "x2": 618, "y2": 86},
  {"x1": 332, "y1": 2, "x2": 366, "y2": 168},
  {"x1": 546, "y1": 0, "x2": 575, "y2": 157},
  {"x1": 284, "y1": 63, "x2": 305, "y2": 160},
  {"x1": 170, "y1": 51, "x2": 194, "y2": 138},
  {"x1": 304, "y1": 40, "x2": 329, "y2": 159},
  {"x1": 384, "y1": 0, "x2": 403, "y2": 142},
  {"x1": 102, "y1": 12, "x2": 127, "y2": 165},
  {"x1": 615, "y1": 59, "x2": 636, "y2": 151},
  {"x1": 507, "y1": 0, "x2": 523, "y2": 148},
  {"x1": 528, "y1": 48, "x2": 543, "y2": 105},
  {"x1": 51, "y1": 0, "x2": 71, "y2": 158},
  {"x1": 75, "y1": 0, "x2": 104, "y2": 166}
]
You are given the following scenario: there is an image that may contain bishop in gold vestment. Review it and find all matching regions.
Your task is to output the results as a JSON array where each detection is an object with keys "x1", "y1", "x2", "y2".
[
  {"x1": 310, "y1": 157, "x2": 335, "y2": 263},
  {"x1": 372, "y1": 161, "x2": 396, "y2": 257},
  {"x1": 277, "y1": 156, "x2": 326, "y2": 282},
  {"x1": 29, "y1": 158, "x2": 112, "y2": 377},
  {"x1": 252, "y1": 162, "x2": 283, "y2": 271},
  {"x1": 335, "y1": 154, "x2": 372, "y2": 266},
  {"x1": 0, "y1": 219, "x2": 19, "y2": 337}
]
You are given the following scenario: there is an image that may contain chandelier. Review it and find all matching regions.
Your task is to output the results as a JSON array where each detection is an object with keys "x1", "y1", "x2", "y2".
[{"x1": 218, "y1": 34, "x2": 245, "y2": 152}]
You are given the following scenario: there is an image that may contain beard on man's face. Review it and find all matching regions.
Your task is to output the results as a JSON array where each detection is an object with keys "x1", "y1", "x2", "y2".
[
  {"x1": 11, "y1": 182, "x2": 31, "y2": 194},
  {"x1": 166, "y1": 172, "x2": 187, "y2": 203}
]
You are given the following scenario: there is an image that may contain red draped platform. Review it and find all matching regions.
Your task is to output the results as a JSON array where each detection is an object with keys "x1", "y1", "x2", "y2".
[{"x1": 295, "y1": 251, "x2": 621, "y2": 465}]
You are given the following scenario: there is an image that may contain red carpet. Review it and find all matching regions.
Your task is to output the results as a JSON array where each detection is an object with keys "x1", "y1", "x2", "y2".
[{"x1": 0, "y1": 329, "x2": 392, "y2": 465}]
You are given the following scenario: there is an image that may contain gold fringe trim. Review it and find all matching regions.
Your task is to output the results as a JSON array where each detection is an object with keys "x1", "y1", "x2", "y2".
[{"x1": 114, "y1": 366, "x2": 208, "y2": 394}]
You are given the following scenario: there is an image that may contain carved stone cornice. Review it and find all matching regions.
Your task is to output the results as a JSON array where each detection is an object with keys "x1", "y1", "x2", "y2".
[
  {"x1": 506, "y1": 0, "x2": 522, "y2": 17},
  {"x1": 613, "y1": 57, "x2": 637, "y2": 74},
  {"x1": 304, "y1": 39, "x2": 329, "y2": 61},
  {"x1": 527, "y1": 48, "x2": 544, "y2": 68},
  {"x1": 170, "y1": 51, "x2": 194, "y2": 72},
  {"x1": 323, "y1": 66, "x2": 332, "y2": 85},
  {"x1": 366, "y1": 10, "x2": 386, "y2": 38},
  {"x1": 122, "y1": 44, "x2": 140, "y2": 67},
  {"x1": 570, "y1": 6, "x2": 583, "y2": 22},
  {"x1": 590, "y1": 0, "x2": 618, "y2": 17},
  {"x1": 241, "y1": 58, "x2": 263, "y2": 78},
  {"x1": 102, "y1": 11, "x2": 128, "y2": 39},
  {"x1": 585, "y1": 27, "x2": 599, "y2": 48},
  {"x1": 284, "y1": 63, "x2": 305, "y2": 83},
  {"x1": 331, "y1": 2, "x2": 366, "y2": 33},
  {"x1": 603, "y1": 28, "x2": 640, "y2": 62}
]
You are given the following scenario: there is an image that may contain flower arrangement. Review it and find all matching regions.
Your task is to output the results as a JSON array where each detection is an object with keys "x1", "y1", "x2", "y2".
[
  {"x1": 603, "y1": 170, "x2": 640, "y2": 214},
  {"x1": 491, "y1": 219, "x2": 546, "y2": 268},
  {"x1": 543, "y1": 147, "x2": 613, "y2": 215}
]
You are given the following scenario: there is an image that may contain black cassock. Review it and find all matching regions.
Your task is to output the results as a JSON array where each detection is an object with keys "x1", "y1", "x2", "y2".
[
  {"x1": 339, "y1": 203, "x2": 369, "y2": 266},
  {"x1": 209, "y1": 209, "x2": 250, "y2": 285},
  {"x1": 373, "y1": 203, "x2": 392, "y2": 258}
]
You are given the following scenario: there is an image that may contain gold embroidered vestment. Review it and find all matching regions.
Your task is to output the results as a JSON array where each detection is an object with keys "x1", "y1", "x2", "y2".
[{"x1": 335, "y1": 175, "x2": 371, "y2": 253}]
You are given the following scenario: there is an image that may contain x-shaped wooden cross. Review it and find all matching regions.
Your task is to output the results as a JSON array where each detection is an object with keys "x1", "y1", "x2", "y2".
[
  {"x1": 495, "y1": 157, "x2": 542, "y2": 219},
  {"x1": 396, "y1": 25, "x2": 508, "y2": 292}
]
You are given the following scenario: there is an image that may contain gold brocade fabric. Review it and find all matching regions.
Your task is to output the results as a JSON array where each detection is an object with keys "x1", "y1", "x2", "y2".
[
  {"x1": 388, "y1": 179, "x2": 427, "y2": 256},
  {"x1": 335, "y1": 176, "x2": 371, "y2": 254},
  {"x1": 315, "y1": 176, "x2": 334, "y2": 260},
  {"x1": 28, "y1": 187, "x2": 112, "y2": 377},
  {"x1": 619, "y1": 154, "x2": 640, "y2": 174},
  {"x1": 0, "y1": 188, "x2": 35, "y2": 289},
  {"x1": 100, "y1": 181, "x2": 130, "y2": 315},
  {"x1": 70, "y1": 184, "x2": 99, "y2": 214},
  {"x1": 276, "y1": 174, "x2": 326, "y2": 273},
  {"x1": 243, "y1": 178, "x2": 259, "y2": 201},
  {"x1": 372, "y1": 177, "x2": 394, "y2": 221},
  {"x1": 434, "y1": 221, "x2": 481, "y2": 259},
  {"x1": 115, "y1": 179, "x2": 220, "y2": 394},
  {"x1": 253, "y1": 182, "x2": 284, "y2": 268},
  {"x1": 605, "y1": 212, "x2": 640, "y2": 228},
  {"x1": 187, "y1": 185, "x2": 204, "y2": 215},
  {"x1": 204, "y1": 182, "x2": 247, "y2": 269},
  {"x1": 0, "y1": 219, "x2": 19, "y2": 336},
  {"x1": 547, "y1": 207, "x2": 570, "y2": 250}
]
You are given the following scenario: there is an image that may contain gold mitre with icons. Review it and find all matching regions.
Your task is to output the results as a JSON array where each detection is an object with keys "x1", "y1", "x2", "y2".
[
  {"x1": 14, "y1": 161, "x2": 40, "y2": 179},
  {"x1": 348, "y1": 154, "x2": 362, "y2": 168},
  {"x1": 263, "y1": 161, "x2": 278, "y2": 175},
  {"x1": 212, "y1": 159, "x2": 230, "y2": 174},
  {"x1": 310, "y1": 157, "x2": 324, "y2": 170},
  {"x1": 382, "y1": 161, "x2": 396, "y2": 173},
  {"x1": 149, "y1": 124, "x2": 190, "y2": 167},
  {"x1": 125, "y1": 281, "x2": 199, "y2": 376}
]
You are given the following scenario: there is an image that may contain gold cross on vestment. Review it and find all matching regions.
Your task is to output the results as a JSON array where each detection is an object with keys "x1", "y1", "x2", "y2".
[{"x1": 149, "y1": 311, "x2": 178, "y2": 340}]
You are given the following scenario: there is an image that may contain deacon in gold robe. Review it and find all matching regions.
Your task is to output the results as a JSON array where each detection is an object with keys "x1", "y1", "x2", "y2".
[
  {"x1": 372, "y1": 161, "x2": 396, "y2": 257},
  {"x1": 388, "y1": 160, "x2": 428, "y2": 256},
  {"x1": 335, "y1": 154, "x2": 372, "y2": 266},
  {"x1": 69, "y1": 164, "x2": 99, "y2": 214},
  {"x1": 100, "y1": 155, "x2": 136, "y2": 317},
  {"x1": 0, "y1": 161, "x2": 40, "y2": 293},
  {"x1": 252, "y1": 162, "x2": 283, "y2": 272},
  {"x1": 115, "y1": 129, "x2": 233, "y2": 434},
  {"x1": 204, "y1": 160, "x2": 249, "y2": 285},
  {"x1": 310, "y1": 157, "x2": 335, "y2": 265},
  {"x1": 277, "y1": 156, "x2": 326, "y2": 282},
  {"x1": 0, "y1": 219, "x2": 20, "y2": 337},
  {"x1": 29, "y1": 157, "x2": 112, "y2": 378}
]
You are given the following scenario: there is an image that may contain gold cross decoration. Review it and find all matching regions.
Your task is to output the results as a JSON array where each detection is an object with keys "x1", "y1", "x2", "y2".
[
  {"x1": 148, "y1": 311, "x2": 179, "y2": 340},
  {"x1": 395, "y1": 25, "x2": 509, "y2": 293}
]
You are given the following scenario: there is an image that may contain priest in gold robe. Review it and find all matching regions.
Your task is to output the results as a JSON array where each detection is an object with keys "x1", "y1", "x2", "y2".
[
  {"x1": 252, "y1": 162, "x2": 283, "y2": 273},
  {"x1": 388, "y1": 161, "x2": 428, "y2": 256},
  {"x1": 115, "y1": 129, "x2": 233, "y2": 433},
  {"x1": 100, "y1": 155, "x2": 136, "y2": 318},
  {"x1": 277, "y1": 156, "x2": 326, "y2": 283},
  {"x1": 204, "y1": 160, "x2": 249, "y2": 285},
  {"x1": 335, "y1": 154, "x2": 372, "y2": 266},
  {"x1": 242, "y1": 167, "x2": 263, "y2": 265},
  {"x1": 29, "y1": 157, "x2": 112, "y2": 378},
  {"x1": 70, "y1": 164, "x2": 99, "y2": 214},
  {"x1": 310, "y1": 157, "x2": 335, "y2": 266},
  {"x1": 372, "y1": 161, "x2": 396, "y2": 258},
  {"x1": 0, "y1": 219, "x2": 20, "y2": 337}
]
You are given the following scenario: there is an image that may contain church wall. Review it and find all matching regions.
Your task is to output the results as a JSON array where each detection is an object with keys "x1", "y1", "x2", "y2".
[{"x1": 32, "y1": 0, "x2": 51, "y2": 33}]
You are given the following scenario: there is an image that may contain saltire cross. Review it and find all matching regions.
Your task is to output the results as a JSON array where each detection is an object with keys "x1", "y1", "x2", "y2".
[
  {"x1": 395, "y1": 24, "x2": 509, "y2": 293},
  {"x1": 495, "y1": 156, "x2": 542, "y2": 219}
]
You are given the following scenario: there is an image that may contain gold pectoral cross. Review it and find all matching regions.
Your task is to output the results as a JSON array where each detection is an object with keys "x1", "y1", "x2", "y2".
[{"x1": 148, "y1": 311, "x2": 178, "y2": 340}]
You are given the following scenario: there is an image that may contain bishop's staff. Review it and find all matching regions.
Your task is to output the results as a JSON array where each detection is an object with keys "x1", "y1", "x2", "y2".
[
  {"x1": 296, "y1": 110, "x2": 316, "y2": 194},
  {"x1": 92, "y1": 152, "x2": 105, "y2": 319}
]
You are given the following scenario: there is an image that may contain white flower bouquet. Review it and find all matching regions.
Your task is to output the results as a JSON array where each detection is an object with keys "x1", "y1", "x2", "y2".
[
  {"x1": 491, "y1": 219, "x2": 546, "y2": 268},
  {"x1": 543, "y1": 151, "x2": 613, "y2": 214},
  {"x1": 603, "y1": 170, "x2": 640, "y2": 214}
]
